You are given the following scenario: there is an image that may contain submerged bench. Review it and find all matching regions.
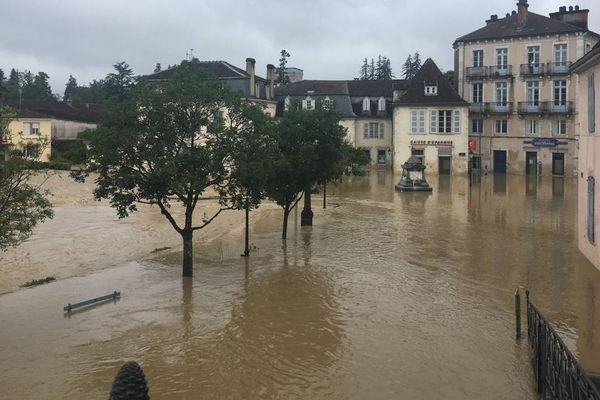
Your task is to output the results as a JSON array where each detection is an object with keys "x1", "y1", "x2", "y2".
[{"x1": 63, "y1": 291, "x2": 120, "y2": 313}]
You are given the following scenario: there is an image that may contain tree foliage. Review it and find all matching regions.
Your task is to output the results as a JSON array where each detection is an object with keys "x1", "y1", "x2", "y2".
[
  {"x1": 73, "y1": 62, "x2": 272, "y2": 276},
  {"x1": 276, "y1": 49, "x2": 291, "y2": 85},
  {"x1": 402, "y1": 52, "x2": 423, "y2": 79},
  {"x1": 0, "y1": 106, "x2": 53, "y2": 250},
  {"x1": 357, "y1": 55, "x2": 394, "y2": 80}
]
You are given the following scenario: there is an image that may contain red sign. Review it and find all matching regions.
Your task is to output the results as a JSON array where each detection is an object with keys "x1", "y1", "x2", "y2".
[{"x1": 468, "y1": 139, "x2": 477, "y2": 151}]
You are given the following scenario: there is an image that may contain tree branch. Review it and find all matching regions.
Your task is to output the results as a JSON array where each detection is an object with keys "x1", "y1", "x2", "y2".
[
  {"x1": 157, "y1": 200, "x2": 183, "y2": 234},
  {"x1": 191, "y1": 207, "x2": 230, "y2": 231}
]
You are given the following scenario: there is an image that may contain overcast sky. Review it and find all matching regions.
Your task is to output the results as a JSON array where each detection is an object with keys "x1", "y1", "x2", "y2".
[{"x1": 1, "y1": 0, "x2": 599, "y2": 96}]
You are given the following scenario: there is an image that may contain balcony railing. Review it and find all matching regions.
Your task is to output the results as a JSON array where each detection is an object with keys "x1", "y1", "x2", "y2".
[
  {"x1": 466, "y1": 66, "x2": 487, "y2": 79},
  {"x1": 488, "y1": 65, "x2": 512, "y2": 78},
  {"x1": 547, "y1": 61, "x2": 572, "y2": 75},
  {"x1": 469, "y1": 103, "x2": 484, "y2": 113},
  {"x1": 485, "y1": 102, "x2": 513, "y2": 114},
  {"x1": 517, "y1": 101, "x2": 574, "y2": 115},
  {"x1": 520, "y1": 63, "x2": 545, "y2": 76}
]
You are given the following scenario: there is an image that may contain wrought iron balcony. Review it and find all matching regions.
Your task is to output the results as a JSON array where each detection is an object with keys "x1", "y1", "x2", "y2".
[
  {"x1": 488, "y1": 65, "x2": 512, "y2": 78},
  {"x1": 546, "y1": 101, "x2": 573, "y2": 114},
  {"x1": 518, "y1": 101, "x2": 544, "y2": 114},
  {"x1": 485, "y1": 102, "x2": 513, "y2": 114},
  {"x1": 547, "y1": 62, "x2": 572, "y2": 75},
  {"x1": 520, "y1": 63, "x2": 545, "y2": 77},
  {"x1": 469, "y1": 102, "x2": 485, "y2": 113},
  {"x1": 466, "y1": 66, "x2": 487, "y2": 80}
]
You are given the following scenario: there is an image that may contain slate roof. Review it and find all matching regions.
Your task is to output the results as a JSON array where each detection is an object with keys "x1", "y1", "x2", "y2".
[
  {"x1": 571, "y1": 40, "x2": 600, "y2": 73},
  {"x1": 146, "y1": 60, "x2": 267, "y2": 82},
  {"x1": 347, "y1": 79, "x2": 408, "y2": 98},
  {"x1": 275, "y1": 80, "x2": 350, "y2": 96},
  {"x1": 11, "y1": 100, "x2": 102, "y2": 123},
  {"x1": 455, "y1": 11, "x2": 597, "y2": 43},
  {"x1": 395, "y1": 58, "x2": 468, "y2": 106}
]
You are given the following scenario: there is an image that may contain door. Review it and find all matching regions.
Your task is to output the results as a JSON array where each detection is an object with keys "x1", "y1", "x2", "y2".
[
  {"x1": 552, "y1": 153, "x2": 565, "y2": 175},
  {"x1": 526, "y1": 151, "x2": 538, "y2": 175},
  {"x1": 493, "y1": 150, "x2": 507, "y2": 173},
  {"x1": 438, "y1": 156, "x2": 451, "y2": 175}
]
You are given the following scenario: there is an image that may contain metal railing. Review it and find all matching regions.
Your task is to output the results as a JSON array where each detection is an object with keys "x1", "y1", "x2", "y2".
[
  {"x1": 524, "y1": 290, "x2": 600, "y2": 399},
  {"x1": 488, "y1": 65, "x2": 512, "y2": 78},
  {"x1": 520, "y1": 63, "x2": 545, "y2": 76},
  {"x1": 485, "y1": 102, "x2": 513, "y2": 114},
  {"x1": 518, "y1": 101, "x2": 543, "y2": 114},
  {"x1": 466, "y1": 66, "x2": 487, "y2": 79},
  {"x1": 547, "y1": 62, "x2": 572, "y2": 75},
  {"x1": 516, "y1": 101, "x2": 574, "y2": 115}
]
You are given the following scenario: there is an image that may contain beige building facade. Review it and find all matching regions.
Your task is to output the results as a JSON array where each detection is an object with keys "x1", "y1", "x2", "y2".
[
  {"x1": 4, "y1": 117, "x2": 52, "y2": 161},
  {"x1": 572, "y1": 41, "x2": 600, "y2": 270},
  {"x1": 454, "y1": 1, "x2": 599, "y2": 176}
]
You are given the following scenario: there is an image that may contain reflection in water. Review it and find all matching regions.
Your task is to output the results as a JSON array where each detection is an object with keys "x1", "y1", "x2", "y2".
[{"x1": 1, "y1": 173, "x2": 600, "y2": 399}]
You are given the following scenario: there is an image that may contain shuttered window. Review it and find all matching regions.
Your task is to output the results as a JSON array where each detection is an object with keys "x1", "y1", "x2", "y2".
[
  {"x1": 379, "y1": 123, "x2": 385, "y2": 138},
  {"x1": 430, "y1": 110, "x2": 438, "y2": 133},
  {"x1": 411, "y1": 110, "x2": 425, "y2": 133},
  {"x1": 589, "y1": 73, "x2": 596, "y2": 133},
  {"x1": 363, "y1": 123, "x2": 369, "y2": 138},
  {"x1": 588, "y1": 176, "x2": 595, "y2": 244},
  {"x1": 453, "y1": 110, "x2": 461, "y2": 133}
]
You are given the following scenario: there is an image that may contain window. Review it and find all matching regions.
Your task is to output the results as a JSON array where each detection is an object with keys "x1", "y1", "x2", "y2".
[
  {"x1": 472, "y1": 119, "x2": 483, "y2": 134},
  {"x1": 377, "y1": 149, "x2": 387, "y2": 164},
  {"x1": 553, "y1": 80, "x2": 567, "y2": 112},
  {"x1": 362, "y1": 97, "x2": 370, "y2": 112},
  {"x1": 526, "y1": 81, "x2": 540, "y2": 106},
  {"x1": 22, "y1": 122, "x2": 40, "y2": 136},
  {"x1": 425, "y1": 85, "x2": 438, "y2": 96},
  {"x1": 589, "y1": 73, "x2": 596, "y2": 133},
  {"x1": 527, "y1": 45, "x2": 540, "y2": 68},
  {"x1": 588, "y1": 176, "x2": 595, "y2": 244},
  {"x1": 410, "y1": 110, "x2": 425, "y2": 133},
  {"x1": 303, "y1": 96, "x2": 314, "y2": 110},
  {"x1": 363, "y1": 122, "x2": 384, "y2": 139},
  {"x1": 323, "y1": 97, "x2": 332, "y2": 111},
  {"x1": 284, "y1": 96, "x2": 290, "y2": 111},
  {"x1": 453, "y1": 110, "x2": 461, "y2": 133},
  {"x1": 471, "y1": 155, "x2": 481, "y2": 170},
  {"x1": 495, "y1": 119, "x2": 507, "y2": 135},
  {"x1": 472, "y1": 83, "x2": 483, "y2": 104},
  {"x1": 438, "y1": 110, "x2": 452, "y2": 133},
  {"x1": 378, "y1": 97, "x2": 386, "y2": 112},
  {"x1": 411, "y1": 148, "x2": 425, "y2": 163},
  {"x1": 552, "y1": 119, "x2": 567, "y2": 135},
  {"x1": 525, "y1": 119, "x2": 539, "y2": 136},
  {"x1": 496, "y1": 82, "x2": 507, "y2": 106},
  {"x1": 473, "y1": 50, "x2": 483, "y2": 68},
  {"x1": 554, "y1": 44, "x2": 568, "y2": 65},
  {"x1": 496, "y1": 48, "x2": 508, "y2": 69}
]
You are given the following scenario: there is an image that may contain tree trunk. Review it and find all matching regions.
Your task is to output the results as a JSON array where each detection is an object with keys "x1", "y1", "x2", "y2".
[
  {"x1": 243, "y1": 199, "x2": 250, "y2": 256},
  {"x1": 282, "y1": 208, "x2": 290, "y2": 240},
  {"x1": 182, "y1": 229, "x2": 193, "y2": 277},
  {"x1": 301, "y1": 187, "x2": 313, "y2": 226},
  {"x1": 323, "y1": 182, "x2": 327, "y2": 209}
]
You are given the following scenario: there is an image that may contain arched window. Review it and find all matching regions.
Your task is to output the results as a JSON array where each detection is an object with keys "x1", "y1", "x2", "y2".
[
  {"x1": 303, "y1": 96, "x2": 314, "y2": 110},
  {"x1": 362, "y1": 97, "x2": 371, "y2": 111},
  {"x1": 378, "y1": 97, "x2": 386, "y2": 111},
  {"x1": 323, "y1": 96, "x2": 332, "y2": 110}
]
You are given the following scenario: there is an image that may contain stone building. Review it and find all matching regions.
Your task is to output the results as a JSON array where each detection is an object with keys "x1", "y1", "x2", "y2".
[
  {"x1": 275, "y1": 59, "x2": 470, "y2": 175},
  {"x1": 571, "y1": 41, "x2": 600, "y2": 270},
  {"x1": 284, "y1": 67, "x2": 304, "y2": 83},
  {"x1": 454, "y1": 0, "x2": 599, "y2": 175}
]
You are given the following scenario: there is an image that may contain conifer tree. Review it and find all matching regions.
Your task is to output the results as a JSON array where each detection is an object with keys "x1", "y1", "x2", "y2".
[{"x1": 64, "y1": 75, "x2": 78, "y2": 102}]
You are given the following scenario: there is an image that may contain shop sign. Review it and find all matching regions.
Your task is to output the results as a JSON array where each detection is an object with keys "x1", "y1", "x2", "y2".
[{"x1": 531, "y1": 138, "x2": 558, "y2": 147}]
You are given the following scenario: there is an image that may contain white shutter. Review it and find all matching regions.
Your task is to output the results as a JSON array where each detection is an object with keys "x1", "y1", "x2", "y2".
[
  {"x1": 22, "y1": 123, "x2": 31, "y2": 136},
  {"x1": 363, "y1": 123, "x2": 369, "y2": 138},
  {"x1": 411, "y1": 111, "x2": 417, "y2": 133},
  {"x1": 419, "y1": 111, "x2": 425, "y2": 133},
  {"x1": 430, "y1": 110, "x2": 438, "y2": 133},
  {"x1": 379, "y1": 123, "x2": 384, "y2": 138},
  {"x1": 453, "y1": 110, "x2": 461, "y2": 133},
  {"x1": 302, "y1": 99, "x2": 307, "y2": 110}
]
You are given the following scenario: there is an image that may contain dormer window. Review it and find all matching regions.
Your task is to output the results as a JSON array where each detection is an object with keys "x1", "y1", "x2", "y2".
[
  {"x1": 302, "y1": 96, "x2": 315, "y2": 110},
  {"x1": 323, "y1": 96, "x2": 332, "y2": 111},
  {"x1": 425, "y1": 85, "x2": 438, "y2": 96},
  {"x1": 362, "y1": 97, "x2": 371, "y2": 112},
  {"x1": 378, "y1": 97, "x2": 386, "y2": 112}
]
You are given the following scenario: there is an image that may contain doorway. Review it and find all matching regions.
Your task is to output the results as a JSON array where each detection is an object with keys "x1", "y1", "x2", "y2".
[
  {"x1": 526, "y1": 151, "x2": 538, "y2": 175},
  {"x1": 552, "y1": 153, "x2": 565, "y2": 176},
  {"x1": 493, "y1": 150, "x2": 507, "y2": 173},
  {"x1": 438, "y1": 156, "x2": 451, "y2": 175}
]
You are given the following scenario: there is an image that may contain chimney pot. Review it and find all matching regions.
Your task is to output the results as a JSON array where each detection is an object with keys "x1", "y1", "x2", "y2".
[
  {"x1": 266, "y1": 64, "x2": 275, "y2": 99},
  {"x1": 560, "y1": 6, "x2": 566, "y2": 12},
  {"x1": 575, "y1": 5, "x2": 579, "y2": 11},
  {"x1": 569, "y1": 6, "x2": 573, "y2": 11},
  {"x1": 512, "y1": 10, "x2": 516, "y2": 15},
  {"x1": 246, "y1": 58, "x2": 256, "y2": 97},
  {"x1": 506, "y1": 13, "x2": 510, "y2": 18}
]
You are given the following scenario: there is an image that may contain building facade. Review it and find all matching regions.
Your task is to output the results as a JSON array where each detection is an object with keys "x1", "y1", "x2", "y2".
[
  {"x1": 5, "y1": 113, "x2": 52, "y2": 161},
  {"x1": 275, "y1": 59, "x2": 470, "y2": 175},
  {"x1": 572, "y1": 41, "x2": 600, "y2": 270},
  {"x1": 454, "y1": 0, "x2": 599, "y2": 175}
]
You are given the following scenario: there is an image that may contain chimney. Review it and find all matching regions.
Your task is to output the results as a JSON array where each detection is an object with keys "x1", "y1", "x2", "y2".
[
  {"x1": 517, "y1": 0, "x2": 528, "y2": 23},
  {"x1": 485, "y1": 14, "x2": 499, "y2": 25},
  {"x1": 549, "y1": 5, "x2": 589, "y2": 30},
  {"x1": 266, "y1": 64, "x2": 275, "y2": 100},
  {"x1": 246, "y1": 57, "x2": 256, "y2": 97}
]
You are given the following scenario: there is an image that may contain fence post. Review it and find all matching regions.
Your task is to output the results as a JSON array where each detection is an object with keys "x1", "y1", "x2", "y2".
[
  {"x1": 537, "y1": 319, "x2": 545, "y2": 394},
  {"x1": 515, "y1": 288, "x2": 521, "y2": 339}
]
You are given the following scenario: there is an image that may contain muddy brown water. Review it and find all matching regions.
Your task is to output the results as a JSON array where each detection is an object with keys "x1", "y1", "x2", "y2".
[{"x1": 1, "y1": 172, "x2": 599, "y2": 399}]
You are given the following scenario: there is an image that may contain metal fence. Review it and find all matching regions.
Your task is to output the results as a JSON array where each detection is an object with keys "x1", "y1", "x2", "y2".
[{"x1": 526, "y1": 291, "x2": 600, "y2": 400}]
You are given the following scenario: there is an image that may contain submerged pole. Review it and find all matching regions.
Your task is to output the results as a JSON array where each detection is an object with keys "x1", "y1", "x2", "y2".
[
  {"x1": 242, "y1": 198, "x2": 250, "y2": 257},
  {"x1": 323, "y1": 182, "x2": 327, "y2": 209},
  {"x1": 515, "y1": 288, "x2": 521, "y2": 339}
]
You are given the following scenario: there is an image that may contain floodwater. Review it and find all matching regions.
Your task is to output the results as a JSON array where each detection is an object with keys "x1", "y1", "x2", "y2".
[{"x1": 1, "y1": 172, "x2": 600, "y2": 399}]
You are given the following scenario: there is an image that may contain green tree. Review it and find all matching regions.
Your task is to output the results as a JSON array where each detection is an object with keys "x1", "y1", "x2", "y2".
[
  {"x1": 358, "y1": 58, "x2": 369, "y2": 80},
  {"x1": 74, "y1": 63, "x2": 269, "y2": 277},
  {"x1": 265, "y1": 109, "x2": 347, "y2": 238},
  {"x1": 369, "y1": 58, "x2": 375, "y2": 80},
  {"x1": 0, "y1": 106, "x2": 53, "y2": 250},
  {"x1": 276, "y1": 49, "x2": 291, "y2": 85},
  {"x1": 154, "y1": 63, "x2": 162, "y2": 73},
  {"x1": 0, "y1": 69, "x2": 5, "y2": 86},
  {"x1": 64, "y1": 75, "x2": 78, "y2": 102},
  {"x1": 5, "y1": 69, "x2": 20, "y2": 103},
  {"x1": 412, "y1": 52, "x2": 422, "y2": 73},
  {"x1": 402, "y1": 54, "x2": 414, "y2": 79},
  {"x1": 104, "y1": 61, "x2": 134, "y2": 102}
]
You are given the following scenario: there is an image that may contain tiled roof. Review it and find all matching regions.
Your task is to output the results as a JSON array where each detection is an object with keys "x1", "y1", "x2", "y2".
[
  {"x1": 11, "y1": 100, "x2": 102, "y2": 123},
  {"x1": 455, "y1": 11, "x2": 595, "y2": 43},
  {"x1": 395, "y1": 59, "x2": 468, "y2": 106},
  {"x1": 146, "y1": 61, "x2": 267, "y2": 82}
]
